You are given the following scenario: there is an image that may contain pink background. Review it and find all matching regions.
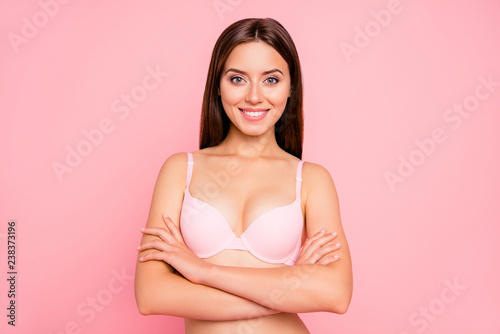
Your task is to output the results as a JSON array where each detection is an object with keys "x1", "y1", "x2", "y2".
[{"x1": 1, "y1": 1, "x2": 500, "y2": 333}]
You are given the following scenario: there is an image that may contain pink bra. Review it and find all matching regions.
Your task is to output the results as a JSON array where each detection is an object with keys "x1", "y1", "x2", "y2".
[{"x1": 180, "y1": 152, "x2": 304, "y2": 266}]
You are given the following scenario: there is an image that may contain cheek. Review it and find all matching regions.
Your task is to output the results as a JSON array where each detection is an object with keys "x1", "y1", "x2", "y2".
[
  {"x1": 267, "y1": 87, "x2": 290, "y2": 107},
  {"x1": 219, "y1": 86, "x2": 239, "y2": 120},
  {"x1": 220, "y1": 85, "x2": 243, "y2": 106}
]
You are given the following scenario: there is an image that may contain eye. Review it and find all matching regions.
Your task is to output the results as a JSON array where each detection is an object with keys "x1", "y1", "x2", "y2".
[
  {"x1": 265, "y1": 77, "x2": 279, "y2": 85},
  {"x1": 230, "y1": 76, "x2": 245, "y2": 84}
]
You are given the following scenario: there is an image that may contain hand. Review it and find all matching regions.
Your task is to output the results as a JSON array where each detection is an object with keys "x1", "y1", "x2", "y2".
[
  {"x1": 296, "y1": 229, "x2": 341, "y2": 265},
  {"x1": 137, "y1": 214, "x2": 211, "y2": 284}
]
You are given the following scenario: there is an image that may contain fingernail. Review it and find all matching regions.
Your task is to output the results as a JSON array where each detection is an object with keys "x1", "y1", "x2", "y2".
[
  {"x1": 333, "y1": 255, "x2": 339, "y2": 260},
  {"x1": 163, "y1": 214, "x2": 169, "y2": 219},
  {"x1": 320, "y1": 228, "x2": 325, "y2": 233},
  {"x1": 331, "y1": 232, "x2": 337, "y2": 237},
  {"x1": 141, "y1": 227, "x2": 145, "y2": 231},
  {"x1": 139, "y1": 257, "x2": 144, "y2": 261},
  {"x1": 137, "y1": 246, "x2": 141, "y2": 250},
  {"x1": 335, "y1": 243, "x2": 341, "y2": 247}
]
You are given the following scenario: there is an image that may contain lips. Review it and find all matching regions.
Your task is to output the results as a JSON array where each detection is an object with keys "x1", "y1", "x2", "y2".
[{"x1": 239, "y1": 108, "x2": 269, "y2": 121}]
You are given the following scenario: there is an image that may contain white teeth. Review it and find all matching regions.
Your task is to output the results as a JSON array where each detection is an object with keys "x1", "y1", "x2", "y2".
[{"x1": 242, "y1": 110, "x2": 266, "y2": 117}]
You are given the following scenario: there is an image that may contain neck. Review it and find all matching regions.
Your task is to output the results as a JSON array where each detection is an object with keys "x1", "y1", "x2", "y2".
[{"x1": 218, "y1": 124, "x2": 280, "y2": 158}]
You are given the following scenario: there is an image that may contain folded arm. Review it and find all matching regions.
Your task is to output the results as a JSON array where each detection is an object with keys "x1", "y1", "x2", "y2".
[
  {"x1": 134, "y1": 153, "x2": 278, "y2": 320},
  {"x1": 192, "y1": 162, "x2": 352, "y2": 313},
  {"x1": 135, "y1": 261, "x2": 278, "y2": 320},
  {"x1": 139, "y1": 161, "x2": 353, "y2": 315}
]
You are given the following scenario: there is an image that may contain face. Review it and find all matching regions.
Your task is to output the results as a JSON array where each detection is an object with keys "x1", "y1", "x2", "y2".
[{"x1": 219, "y1": 41, "x2": 291, "y2": 137}]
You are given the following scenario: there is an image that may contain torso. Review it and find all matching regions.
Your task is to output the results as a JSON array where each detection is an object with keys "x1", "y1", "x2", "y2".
[
  {"x1": 181, "y1": 149, "x2": 309, "y2": 333},
  {"x1": 185, "y1": 312, "x2": 310, "y2": 334}
]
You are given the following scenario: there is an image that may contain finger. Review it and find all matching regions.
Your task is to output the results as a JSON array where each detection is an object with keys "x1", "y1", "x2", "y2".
[
  {"x1": 317, "y1": 254, "x2": 340, "y2": 265},
  {"x1": 312, "y1": 232, "x2": 338, "y2": 249},
  {"x1": 139, "y1": 251, "x2": 171, "y2": 264},
  {"x1": 299, "y1": 229, "x2": 326, "y2": 257},
  {"x1": 308, "y1": 228, "x2": 327, "y2": 244},
  {"x1": 303, "y1": 233, "x2": 338, "y2": 264},
  {"x1": 162, "y1": 214, "x2": 184, "y2": 244},
  {"x1": 301, "y1": 232, "x2": 338, "y2": 260},
  {"x1": 138, "y1": 239, "x2": 171, "y2": 253},
  {"x1": 141, "y1": 227, "x2": 176, "y2": 244},
  {"x1": 311, "y1": 242, "x2": 341, "y2": 262}
]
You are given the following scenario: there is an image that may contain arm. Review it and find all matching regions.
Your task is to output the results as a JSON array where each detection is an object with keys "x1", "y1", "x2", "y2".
[
  {"x1": 141, "y1": 162, "x2": 353, "y2": 314},
  {"x1": 136, "y1": 268, "x2": 277, "y2": 320},
  {"x1": 200, "y1": 162, "x2": 353, "y2": 314},
  {"x1": 134, "y1": 153, "x2": 278, "y2": 320}
]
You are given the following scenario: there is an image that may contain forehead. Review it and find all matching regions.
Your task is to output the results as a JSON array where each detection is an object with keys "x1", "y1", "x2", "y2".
[{"x1": 223, "y1": 41, "x2": 289, "y2": 74}]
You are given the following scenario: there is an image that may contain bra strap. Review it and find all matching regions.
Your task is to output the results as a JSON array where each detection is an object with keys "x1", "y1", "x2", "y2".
[
  {"x1": 296, "y1": 160, "x2": 304, "y2": 197},
  {"x1": 186, "y1": 152, "x2": 194, "y2": 189}
]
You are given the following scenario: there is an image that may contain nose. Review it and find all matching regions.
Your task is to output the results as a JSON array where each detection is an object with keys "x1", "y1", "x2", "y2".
[{"x1": 245, "y1": 83, "x2": 263, "y2": 104}]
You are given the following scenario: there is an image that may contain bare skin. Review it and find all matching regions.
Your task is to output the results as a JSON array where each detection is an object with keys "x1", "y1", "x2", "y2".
[{"x1": 134, "y1": 41, "x2": 353, "y2": 333}]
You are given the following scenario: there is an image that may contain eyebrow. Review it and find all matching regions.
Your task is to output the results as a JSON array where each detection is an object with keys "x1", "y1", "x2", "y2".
[{"x1": 224, "y1": 68, "x2": 284, "y2": 76}]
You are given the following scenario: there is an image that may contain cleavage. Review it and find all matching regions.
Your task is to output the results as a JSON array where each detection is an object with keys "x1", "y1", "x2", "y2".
[{"x1": 188, "y1": 186, "x2": 296, "y2": 236}]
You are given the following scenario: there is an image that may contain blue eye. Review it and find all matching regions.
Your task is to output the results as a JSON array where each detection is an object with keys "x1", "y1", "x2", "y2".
[{"x1": 265, "y1": 77, "x2": 279, "y2": 84}]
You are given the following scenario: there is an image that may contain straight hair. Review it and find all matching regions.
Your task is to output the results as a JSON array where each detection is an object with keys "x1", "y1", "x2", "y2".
[{"x1": 199, "y1": 18, "x2": 304, "y2": 159}]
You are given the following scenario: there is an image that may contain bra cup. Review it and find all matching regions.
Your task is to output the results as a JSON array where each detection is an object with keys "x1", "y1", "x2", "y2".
[
  {"x1": 241, "y1": 200, "x2": 303, "y2": 263},
  {"x1": 180, "y1": 191, "x2": 235, "y2": 258},
  {"x1": 181, "y1": 189, "x2": 304, "y2": 264},
  {"x1": 180, "y1": 153, "x2": 305, "y2": 265}
]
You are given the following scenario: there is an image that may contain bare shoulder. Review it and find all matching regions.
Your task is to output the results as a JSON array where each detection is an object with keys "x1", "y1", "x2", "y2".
[
  {"x1": 301, "y1": 161, "x2": 339, "y2": 200},
  {"x1": 153, "y1": 152, "x2": 191, "y2": 194},
  {"x1": 301, "y1": 161, "x2": 344, "y2": 239},
  {"x1": 158, "y1": 152, "x2": 188, "y2": 176},
  {"x1": 302, "y1": 161, "x2": 335, "y2": 185},
  {"x1": 147, "y1": 152, "x2": 190, "y2": 228},
  {"x1": 162, "y1": 151, "x2": 188, "y2": 168}
]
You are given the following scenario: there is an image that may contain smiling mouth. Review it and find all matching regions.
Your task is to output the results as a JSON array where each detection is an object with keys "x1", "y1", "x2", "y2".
[{"x1": 239, "y1": 108, "x2": 269, "y2": 117}]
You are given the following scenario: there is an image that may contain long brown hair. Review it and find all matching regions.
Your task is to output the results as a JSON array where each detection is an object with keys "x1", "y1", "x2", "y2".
[{"x1": 199, "y1": 18, "x2": 304, "y2": 159}]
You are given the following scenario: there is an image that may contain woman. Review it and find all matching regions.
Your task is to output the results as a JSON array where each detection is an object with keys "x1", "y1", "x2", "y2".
[{"x1": 135, "y1": 18, "x2": 353, "y2": 333}]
